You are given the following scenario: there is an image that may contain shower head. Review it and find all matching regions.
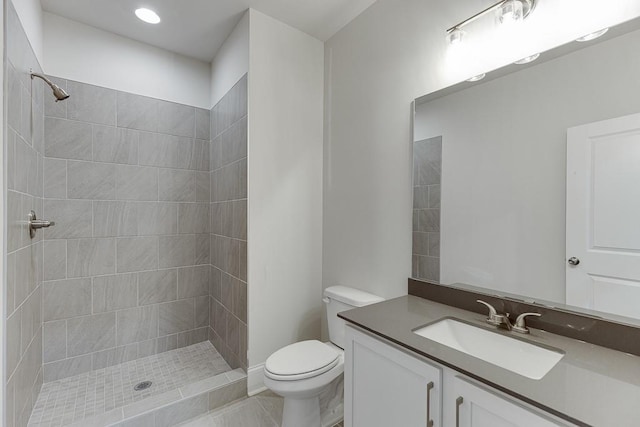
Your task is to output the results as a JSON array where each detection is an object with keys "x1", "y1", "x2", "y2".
[{"x1": 30, "y1": 72, "x2": 70, "y2": 102}]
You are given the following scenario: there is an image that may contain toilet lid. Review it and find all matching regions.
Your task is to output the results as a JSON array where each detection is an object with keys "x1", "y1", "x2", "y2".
[{"x1": 265, "y1": 340, "x2": 340, "y2": 381}]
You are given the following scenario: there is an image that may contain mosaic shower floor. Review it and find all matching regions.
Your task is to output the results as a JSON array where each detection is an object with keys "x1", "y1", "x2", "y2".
[{"x1": 28, "y1": 341, "x2": 231, "y2": 427}]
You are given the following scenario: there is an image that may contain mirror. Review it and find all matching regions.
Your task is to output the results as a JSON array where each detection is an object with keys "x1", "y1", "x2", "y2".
[{"x1": 412, "y1": 17, "x2": 640, "y2": 321}]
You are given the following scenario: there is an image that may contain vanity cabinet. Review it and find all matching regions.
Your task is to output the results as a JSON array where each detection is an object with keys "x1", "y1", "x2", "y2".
[
  {"x1": 344, "y1": 325, "x2": 442, "y2": 427},
  {"x1": 344, "y1": 325, "x2": 572, "y2": 427},
  {"x1": 452, "y1": 376, "x2": 562, "y2": 427}
]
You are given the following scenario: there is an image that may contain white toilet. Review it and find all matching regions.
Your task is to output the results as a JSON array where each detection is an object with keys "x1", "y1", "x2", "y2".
[{"x1": 263, "y1": 286, "x2": 384, "y2": 427}]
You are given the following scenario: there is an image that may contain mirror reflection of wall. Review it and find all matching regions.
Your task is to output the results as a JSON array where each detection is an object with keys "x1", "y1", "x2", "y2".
[{"x1": 413, "y1": 24, "x2": 640, "y2": 318}]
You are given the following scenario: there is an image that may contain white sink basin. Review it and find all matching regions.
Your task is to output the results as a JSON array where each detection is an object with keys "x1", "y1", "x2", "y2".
[{"x1": 413, "y1": 318, "x2": 564, "y2": 380}]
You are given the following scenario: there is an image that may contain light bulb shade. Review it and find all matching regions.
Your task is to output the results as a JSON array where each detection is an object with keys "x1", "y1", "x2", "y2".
[
  {"x1": 497, "y1": 0, "x2": 524, "y2": 25},
  {"x1": 447, "y1": 28, "x2": 465, "y2": 45}
]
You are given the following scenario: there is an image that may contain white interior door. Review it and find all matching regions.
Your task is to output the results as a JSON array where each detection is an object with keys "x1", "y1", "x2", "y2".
[{"x1": 566, "y1": 112, "x2": 640, "y2": 319}]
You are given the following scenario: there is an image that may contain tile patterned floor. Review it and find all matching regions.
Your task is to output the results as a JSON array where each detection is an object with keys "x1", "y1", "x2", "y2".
[
  {"x1": 29, "y1": 342, "x2": 231, "y2": 427},
  {"x1": 181, "y1": 392, "x2": 344, "y2": 427}
]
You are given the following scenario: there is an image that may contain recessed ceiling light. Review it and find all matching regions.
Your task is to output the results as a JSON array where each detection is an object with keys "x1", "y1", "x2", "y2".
[
  {"x1": 576, "y1": 28, "x2": 609, "y2": 42},
  {"x1": 514, "y1": 53, "x2": 540, "y2": 64},
  {"x1": 135, "y1": 8, "x2": 161, "y2": 24},
  {"x1": 467, "y1": 73, "x2": 486, "y2": 82}
]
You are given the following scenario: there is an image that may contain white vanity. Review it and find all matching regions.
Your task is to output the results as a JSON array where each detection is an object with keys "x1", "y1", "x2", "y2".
[
  {"x1": 345, "y1": 325, "x2": 571, "y2": 427},
  {"x1": 340, "y1": 292, "x2": 640, "y2": 427}
]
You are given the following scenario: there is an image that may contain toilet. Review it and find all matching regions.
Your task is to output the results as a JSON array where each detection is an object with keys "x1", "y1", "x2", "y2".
[{"x1": 263, "y1": 286, "x2": 384, "y2": 427}]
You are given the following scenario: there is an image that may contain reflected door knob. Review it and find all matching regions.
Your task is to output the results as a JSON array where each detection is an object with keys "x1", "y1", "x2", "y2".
[{"x1": 568, "y1": 257, "x2": 580, "y2": 266}]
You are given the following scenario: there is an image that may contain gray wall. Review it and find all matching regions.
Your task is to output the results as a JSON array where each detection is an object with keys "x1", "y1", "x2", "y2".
[
  {"x1": 5, "y1": 3, "x2": 45, "y2": 426},
  {"x1": 209, "y1": 75, "x2": 248, "y2": 370},
  {"x1": 412, "y1": 137, "x2": 441, "y2": 282},
  {"x1": 41, "y1": 78, "x2": 213, "y2": 381}
]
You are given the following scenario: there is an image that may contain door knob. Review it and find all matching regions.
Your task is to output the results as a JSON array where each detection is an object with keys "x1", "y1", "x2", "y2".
[{"x1": 567, "y1": 257, "x2": 580, "y2": 266}]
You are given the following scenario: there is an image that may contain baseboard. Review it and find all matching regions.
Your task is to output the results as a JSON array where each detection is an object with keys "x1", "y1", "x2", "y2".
[{"x1": 247, "y1": 364, "x2": 267, "y2": 396}]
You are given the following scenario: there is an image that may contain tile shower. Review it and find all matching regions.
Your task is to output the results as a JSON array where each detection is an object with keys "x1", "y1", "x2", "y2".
[
  {"x1": 412, "y1": 136, "x2": 442, "y2": 283},
  {"x1": 4, "y1": 4, "x2": 248, "y2": 426}
]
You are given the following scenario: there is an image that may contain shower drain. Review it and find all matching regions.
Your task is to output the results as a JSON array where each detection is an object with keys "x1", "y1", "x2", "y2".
[{"x1": 134, "y1": 381, "x2": 152, "y2": 391}]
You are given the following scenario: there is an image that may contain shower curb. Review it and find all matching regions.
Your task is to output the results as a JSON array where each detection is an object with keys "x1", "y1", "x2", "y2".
[{"x1": 60, "y1": 369, "x2": 247, "y2": 427}]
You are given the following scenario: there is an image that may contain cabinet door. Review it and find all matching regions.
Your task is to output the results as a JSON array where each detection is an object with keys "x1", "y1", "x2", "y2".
[
  {"x1": 345, "y1": 326, "x2": 442, "y2": 427},
  {"x1": 451, "y1": 376, "x2": 565, "y2": 427}
]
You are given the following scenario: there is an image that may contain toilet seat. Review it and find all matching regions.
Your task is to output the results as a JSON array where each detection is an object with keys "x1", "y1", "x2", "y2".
[{"x1": 264, "y1": 340, "x2": 340, "y2": 381}]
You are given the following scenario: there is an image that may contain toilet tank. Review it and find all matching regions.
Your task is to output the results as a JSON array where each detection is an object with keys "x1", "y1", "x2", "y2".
[{"x1": 324, "y1": 286, "x2": 384, "y2": 349}]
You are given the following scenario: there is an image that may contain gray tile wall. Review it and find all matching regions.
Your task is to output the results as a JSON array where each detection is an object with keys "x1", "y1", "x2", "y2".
[
  {"x1": 5, "y1": 3, "x2": 45, "y2": 426},
  {"x1": 41, "y1": 77, "x2": 213, "y2": 382},
  {"x1": 209, "y1": 75, "x2": 248, "y2": 370},
  {"x1": 412, "y1": 137, "x2": 441, "y2": 283}
]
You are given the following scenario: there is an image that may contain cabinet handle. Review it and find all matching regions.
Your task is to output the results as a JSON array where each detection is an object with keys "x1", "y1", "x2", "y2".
[
  {"x1": 455, "y1": 396, "x2": 464, "y2": 427},
  {"x1": 426, "y1": 381, "x2": 434, "y2": 427}
]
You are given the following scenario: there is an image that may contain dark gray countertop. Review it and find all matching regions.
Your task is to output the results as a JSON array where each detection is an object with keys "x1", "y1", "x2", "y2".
[{"x1": 340, "y1": 295, "x2": 640, "y2": 427}]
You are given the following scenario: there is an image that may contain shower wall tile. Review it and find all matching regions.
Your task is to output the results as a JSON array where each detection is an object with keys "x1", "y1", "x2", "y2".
[
  {"x1": 138, "y1": 269, "x2": 178, "y2": 305},
  {"x1": 67, "y1": 81, "x2": 117, "y2": 126},
  {"x1": 159, "y1": 235, "x2": 196, "y2": 268},
  {"x1": 137, "y1": 202, "x2": 177, "y2": 235},
  {"x1": 44, "y1": 354, "x2": 92, "y2": 382},
  {"x1": 67, "y1": 313, "x2": 116, "y2": 356},
  {"x1": 43, "y1": 157, "x2": 67, "y2": 198},
  {"x1": 138, "y1": 132, "x2": 193, "y2": 169},
  {"x1": 117, "y1": 92, "x2": 158, "y2": 132},
  {"x1": 5, "y1": 5, "x2": 45, "y2": 424},
  {"x1": 158, "y1": 100, "x2": 195, "y2": 138},
  {"x1": 117, "y1": 306, "x2": 159, "y2": 346},
  {"x1": 178, "y1": 203, "x2": 210, "y2": 234},
  {"x1": 412, "y1": 137, "x2": 442, "y2": 283},
  {"x1": 43, "y1": 278, "x2": 92, "y2": 321},
  {"x1": 159, "y1": 169, "x2": 196, "y2": 202},
  {"x1": 159, "y1": 299, "x2": 195, "y2": 335},
  {"x1": 209, "y1": 74, "x2": 248, "y2": 370},
  {"x1": 196, "y1": 172, "x2": 211, "y2": 202},
  {"x1": 178, "y1": 266, "x2": 210, "y2": 299},
  {"x1": 67, "y1": 160, "x2": 116, "y2": 199},
  {"x1": 195, "y1": 108, "x2": 211, "y2": 140},
  {"x1": 43, "y1": 320, "x2": 66, "y2": 363},
  {"x1": 44, "y1": 118, "x2": 92, "y2": 160},
  {"x1": 92, "y1": 343, "x2": 138, "y2": 370},
  {"x1": 93, "y1": 201, "x2": 139, "y2": 237},
  {"x1": 115, "y1": 165, "x2": 159, "y2": 201},
  {"x1": 41, "y1": 78, "x2": 223, "y2": 382},
  {"x1": 67, "y1": 238, "x2": 116, "y2": 277},
  {"x1": 43, "y1": 199, "x2": 93, "y2": 239},
  {"x1": 93, "y1": 125, "x2": 139, "y2": 165},
  {"x1": 93, "y1": 273, "x2": 138, "y2": 313},
  {"x1": 196, "y1": 234, "x2": 210, "y2": 266},
  {"x1": 116, "y1": 236, "x2": 159, "y2": 273}
]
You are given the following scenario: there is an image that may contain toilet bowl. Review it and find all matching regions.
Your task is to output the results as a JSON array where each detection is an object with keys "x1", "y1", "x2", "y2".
[{"x1": 263, "y1": 286, "x2": 384, "y2": 427}]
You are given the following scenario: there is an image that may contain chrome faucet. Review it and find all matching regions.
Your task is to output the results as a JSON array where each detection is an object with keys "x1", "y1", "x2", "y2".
[
  {"x1": 477, "y1": 300, "x2": 513, "y2": 330},
  {"x1": 477, "y1": 300, "x2": 542, "y2": 334}
]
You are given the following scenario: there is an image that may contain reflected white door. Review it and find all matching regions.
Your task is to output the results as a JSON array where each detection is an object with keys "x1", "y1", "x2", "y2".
[{"x1": 566, "y1": 112, "x2": 640, "y2": 319}]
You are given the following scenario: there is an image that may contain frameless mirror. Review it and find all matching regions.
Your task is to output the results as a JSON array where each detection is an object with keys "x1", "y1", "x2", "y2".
[{"x1": 412, "y1": 17, "x2": 640, "y2": 321}]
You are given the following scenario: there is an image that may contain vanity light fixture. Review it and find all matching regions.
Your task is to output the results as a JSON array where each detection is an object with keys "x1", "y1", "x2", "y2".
[
  {"x1": 447, "y1": 28, "x2": 466, "y2": 45},
  {"x1": 135, "y1": 8, "x2": 161, "y2": 24},
  {"x1": 576, "y1": 28, "x2": 609, "y2": 42},
  {"x1": 514, "y1": 53, "x2": 540, "y2": 64},
  {"x1": 446, "y1": 0, "x2": 535, "y2": 44},
  {"x1": 467, "y1": 73, "x2": 486, "y2": 82}
]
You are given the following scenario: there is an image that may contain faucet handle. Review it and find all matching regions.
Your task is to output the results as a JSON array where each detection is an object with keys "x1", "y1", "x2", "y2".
[
  {"x1": 513, "y1": 312, "x2": 541, "y2": 334},
  {"x1": 477, "y1": 300, "x2": 499, "y2": 326},
  {"x1": 477, "y1": 300, "x2": 497, "y2": 316}
]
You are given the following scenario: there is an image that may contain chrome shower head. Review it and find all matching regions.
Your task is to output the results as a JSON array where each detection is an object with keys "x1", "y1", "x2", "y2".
[{"x1": 30, "y1": 72, "x2": 70, "y2": 102}]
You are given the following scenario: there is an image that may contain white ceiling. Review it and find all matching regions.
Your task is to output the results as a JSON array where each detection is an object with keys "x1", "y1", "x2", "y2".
[{"x1": 40, "y1": 0, "x2": 377, "y2": 62}]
